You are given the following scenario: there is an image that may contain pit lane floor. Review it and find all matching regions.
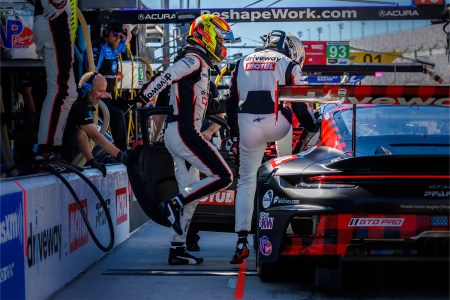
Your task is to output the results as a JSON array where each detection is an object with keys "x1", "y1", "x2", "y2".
[{"x1": 50, "y1": 221, "x2": 449, "y2": 300}]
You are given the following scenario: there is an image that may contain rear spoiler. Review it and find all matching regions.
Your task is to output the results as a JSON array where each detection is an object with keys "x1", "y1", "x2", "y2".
[
  {"x1": 276, "y1": 84, "x2": 450, "y2": 158},
  {"x1": 277, "y1": 85, "x2": 450, "y2": 106}
]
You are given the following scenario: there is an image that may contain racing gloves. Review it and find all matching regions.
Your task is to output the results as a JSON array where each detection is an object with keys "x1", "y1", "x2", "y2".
[
  {"x1": 134, "y1": 90, "x2": 150, "y2": 107},
  {"x1": 42, "y1": 0, "x2": 67, "y2": 20},
  {"x1": 134, "y1": 71, "x2": 164, "y2": 106},
  {"x1": 116, "y1": 149, "x2": 132, "y2": 165},
  {"x1": 86, "y1": 158, "x2": 107, "y2": 177}
]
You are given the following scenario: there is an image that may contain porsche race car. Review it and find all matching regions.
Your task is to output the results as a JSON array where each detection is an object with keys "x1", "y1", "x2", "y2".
[{"x1": 255, "y1": 85, "x2": 450, "y2": 285}]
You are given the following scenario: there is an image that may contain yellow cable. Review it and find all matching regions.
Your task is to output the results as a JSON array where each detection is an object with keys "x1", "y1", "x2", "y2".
[
  {"x1": 76, "y1": 8, "x2": 104, "y2": 167},
  {"x1": 69, "y1": 0, "x2": 77, "y2": 44},
  {"x1": 215, "y1": 65, "x2": 230, "y2": 87}
]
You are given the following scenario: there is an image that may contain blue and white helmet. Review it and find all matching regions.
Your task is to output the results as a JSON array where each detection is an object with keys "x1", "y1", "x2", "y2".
[{"x1": 264, "y1": 30, "x2": 305, "y2": 69}]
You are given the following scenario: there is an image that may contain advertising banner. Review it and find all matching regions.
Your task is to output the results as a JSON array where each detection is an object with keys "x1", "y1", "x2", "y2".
[
  {"x1": 0, "y1": 4, "x2": 39, "y2": 59},
  {"x1": 0, "y1": 190, "x2": 25, "y2": 300},
  {"x1": 84, "y1": 5, "x2": 446, "y2": 25}
]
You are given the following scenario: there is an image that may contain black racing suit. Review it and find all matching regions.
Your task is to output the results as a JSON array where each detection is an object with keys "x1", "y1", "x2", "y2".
[{"x1": 60, "y1": 95, "x2": 94, "y2": 161}]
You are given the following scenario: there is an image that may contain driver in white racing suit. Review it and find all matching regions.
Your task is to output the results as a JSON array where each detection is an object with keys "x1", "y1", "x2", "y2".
[
  {"x1": 135, "y1": 14, "x2": 234, "y2": 265},
  {"x1": 226, "y1": 31, "x2": 317, "y2": 264}
]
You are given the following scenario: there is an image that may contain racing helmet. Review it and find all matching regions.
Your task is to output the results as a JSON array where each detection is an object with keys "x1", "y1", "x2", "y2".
[
  {"x1": 187, "y1": 14, "x2": 234, "y2": 62},
  {"x1": 264, "y1": 30, "x2": 305, "y2": 69}
]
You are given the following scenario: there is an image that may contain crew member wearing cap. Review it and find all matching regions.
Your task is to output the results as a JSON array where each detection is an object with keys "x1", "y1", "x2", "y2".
[{"x1": 84, "y1": 20, "x2": 133, "y2": 151}]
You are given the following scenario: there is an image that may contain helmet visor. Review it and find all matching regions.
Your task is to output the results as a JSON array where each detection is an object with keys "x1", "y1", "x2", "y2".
[{"x1": 222, "y1": 30, "x2": 235, "y2": 41}]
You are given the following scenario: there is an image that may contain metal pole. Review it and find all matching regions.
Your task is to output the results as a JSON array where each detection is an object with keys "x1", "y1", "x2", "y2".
[
  {"x1": 350, "y1": 22, "x2": 353, "y2": 40},
  {"x1": 162, "y1": 0, "x2": 170, "y2": 70},
  {"x1": 327, "y1": 24, "x2": 330, "y2": 41}
]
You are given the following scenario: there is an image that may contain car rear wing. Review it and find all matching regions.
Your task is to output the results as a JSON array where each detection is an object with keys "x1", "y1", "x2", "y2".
[
  {"x1": 277, "y1": 85, "x2": 450, "y2": 106},
  {"x1": 277, "y1": 84, "x2": 449, "y2": 157}
]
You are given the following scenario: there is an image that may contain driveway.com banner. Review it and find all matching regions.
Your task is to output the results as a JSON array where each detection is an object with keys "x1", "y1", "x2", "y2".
[{"x1": 84, "y1": 5, "x2": 445, "y2": 25}]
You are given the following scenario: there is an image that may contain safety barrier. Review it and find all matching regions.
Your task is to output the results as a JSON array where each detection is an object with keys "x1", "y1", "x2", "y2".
[{"x1": 0, "y1": 165, "x2": 131, "y2": 300}]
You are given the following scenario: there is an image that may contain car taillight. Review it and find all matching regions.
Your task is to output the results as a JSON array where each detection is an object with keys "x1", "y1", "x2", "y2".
[{"x1": 308, "y1": 175, "x2": 450, "y2": 182}]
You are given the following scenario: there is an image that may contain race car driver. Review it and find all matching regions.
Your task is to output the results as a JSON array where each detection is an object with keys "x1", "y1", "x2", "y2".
[
  {"x1": 135, "y1": 14, "x2": 234, "y2": 265},
  {"x1": 226, "y1": 31, "x2": 317, "y2": 264},
  {"x1": 32, "y1": 0, "x2": 77, "y2": 158}
]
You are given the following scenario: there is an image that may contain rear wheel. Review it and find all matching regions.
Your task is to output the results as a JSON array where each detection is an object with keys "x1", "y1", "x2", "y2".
[
  {"x1": 314, "y1": 257, "x2": 342, "y2": 289},
  {"x1": 256, "y1": 249, "x2": 278, "y2": 282}
]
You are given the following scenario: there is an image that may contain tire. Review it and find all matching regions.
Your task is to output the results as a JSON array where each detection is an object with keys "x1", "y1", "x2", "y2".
[
  {"x1": 314, "y1": 257, "x2": 342, "y2": 289},
  {"x1": 256, "y1": 249, "x2": 278, "y2": 282}
]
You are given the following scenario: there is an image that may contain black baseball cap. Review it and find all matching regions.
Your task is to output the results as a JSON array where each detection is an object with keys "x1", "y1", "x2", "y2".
[{"x1": 108, "y1": 20, "x2": 125, "y2": 34}]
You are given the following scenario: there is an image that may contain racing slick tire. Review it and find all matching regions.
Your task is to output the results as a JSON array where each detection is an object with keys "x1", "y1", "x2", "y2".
[
  {"x1": 127, "y1": 143, "x2": 174, "y2": 227},
  {"x1": 256, "y1": 249, "x2": 278, "y2": 282},
  {"x1": 314, "y1": 257, "x2": 342, "y2": 289}
]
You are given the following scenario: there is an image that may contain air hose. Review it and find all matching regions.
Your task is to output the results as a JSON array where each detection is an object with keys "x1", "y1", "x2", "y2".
[{"x1": 2, "y1": 160, "x2": 115, "y2": 252}]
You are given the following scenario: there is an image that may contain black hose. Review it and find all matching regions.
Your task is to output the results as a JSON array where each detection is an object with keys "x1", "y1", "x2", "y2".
[{"x1": 2, "y1": 159, "x2": 115, "y2": 252}]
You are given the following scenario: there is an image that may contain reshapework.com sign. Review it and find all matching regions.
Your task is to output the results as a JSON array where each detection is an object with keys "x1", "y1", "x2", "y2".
[{"x1": 84, "y1": 5, "x2": 445, "y2": 24}]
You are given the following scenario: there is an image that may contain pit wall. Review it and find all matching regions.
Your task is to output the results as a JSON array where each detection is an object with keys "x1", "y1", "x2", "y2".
[{"x1": 1, "y1": 165, "x2": 131, "y2": 300}]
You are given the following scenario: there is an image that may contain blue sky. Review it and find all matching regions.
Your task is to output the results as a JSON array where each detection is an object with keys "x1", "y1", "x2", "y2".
[{"x1": 142, "y1": 0, "x2": 447, "y2": 59}]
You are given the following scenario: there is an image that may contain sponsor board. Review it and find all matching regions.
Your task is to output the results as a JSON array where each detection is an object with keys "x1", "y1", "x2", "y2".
[
  {"x1": 199, "y1": 190, "x2": 235, "y2": 205},
  {"x1": 69, "y1": 200, "x2": 88, "y2": 253},
  {"x1": 85, "y1": 6, "x2": 444, "y2": 25},
  {"x1": 303, "y1": 41, "x2": 327, "y2": 65},
  {"x1": 350, "y1": 51, "x2": 401, "y2": 63},
  {"x1": 0, "y1": 191, "x2": 25, "y2": 299},
  {"x1": 116, "y1": 188, "x2": 128, "y2": 225}
]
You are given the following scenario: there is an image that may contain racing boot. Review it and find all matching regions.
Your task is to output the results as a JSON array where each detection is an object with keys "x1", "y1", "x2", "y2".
[
  {"x1": 230, "y1": 234, "x2": 249, "y2": 264},
  {"x1": 160, "y1": 195, "x2": 184, "y2": 235},
  {"x1": 186, "y1": 228, "x2": 201, "y2": 252},
  {"x1": 168, "y1": 242, "x2": 204, "y2": 265}
]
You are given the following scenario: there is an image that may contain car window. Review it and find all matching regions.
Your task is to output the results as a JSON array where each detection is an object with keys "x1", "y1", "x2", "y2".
[{"x1": 340, "y1": 106, "x2": 450, "y2": 137}]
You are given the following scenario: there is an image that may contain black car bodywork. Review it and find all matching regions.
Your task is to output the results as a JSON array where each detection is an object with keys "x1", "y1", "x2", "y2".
[{"x1": 255, "y1": 86, "x2": 450, "y2": 284}]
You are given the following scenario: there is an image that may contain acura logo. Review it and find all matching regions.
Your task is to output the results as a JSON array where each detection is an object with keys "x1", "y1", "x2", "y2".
[
  {"x1": 379, "y1": 10, "x2": 386, "y2": 17},
  {"x1": 138, "y1": 14, "x2": 145, "y2": 20}
]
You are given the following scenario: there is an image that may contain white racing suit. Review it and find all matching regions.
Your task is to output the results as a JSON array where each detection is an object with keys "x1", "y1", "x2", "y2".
[
  {"x1": 33, "y1": 0, "x2": 77, "y2": 148},
  {"x1": 227, "y1": 49, "x2": 317, "y2": 233},
  {"x1": 140, "y1": 47, "x2": 233, "y2": 243}
]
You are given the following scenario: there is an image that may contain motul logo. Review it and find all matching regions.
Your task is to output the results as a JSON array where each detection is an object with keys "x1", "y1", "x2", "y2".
[
  {"x1": 199, "y1": 190, "x2": 235, "y2": 205},
  {"x1": 245, "y1": 62, "x2": 276, "y2": 71}
]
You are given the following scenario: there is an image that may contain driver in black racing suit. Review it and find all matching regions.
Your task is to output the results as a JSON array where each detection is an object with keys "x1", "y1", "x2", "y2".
[{"x1": 135, "y1": 14, "x2": 234, "y2": 265}]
